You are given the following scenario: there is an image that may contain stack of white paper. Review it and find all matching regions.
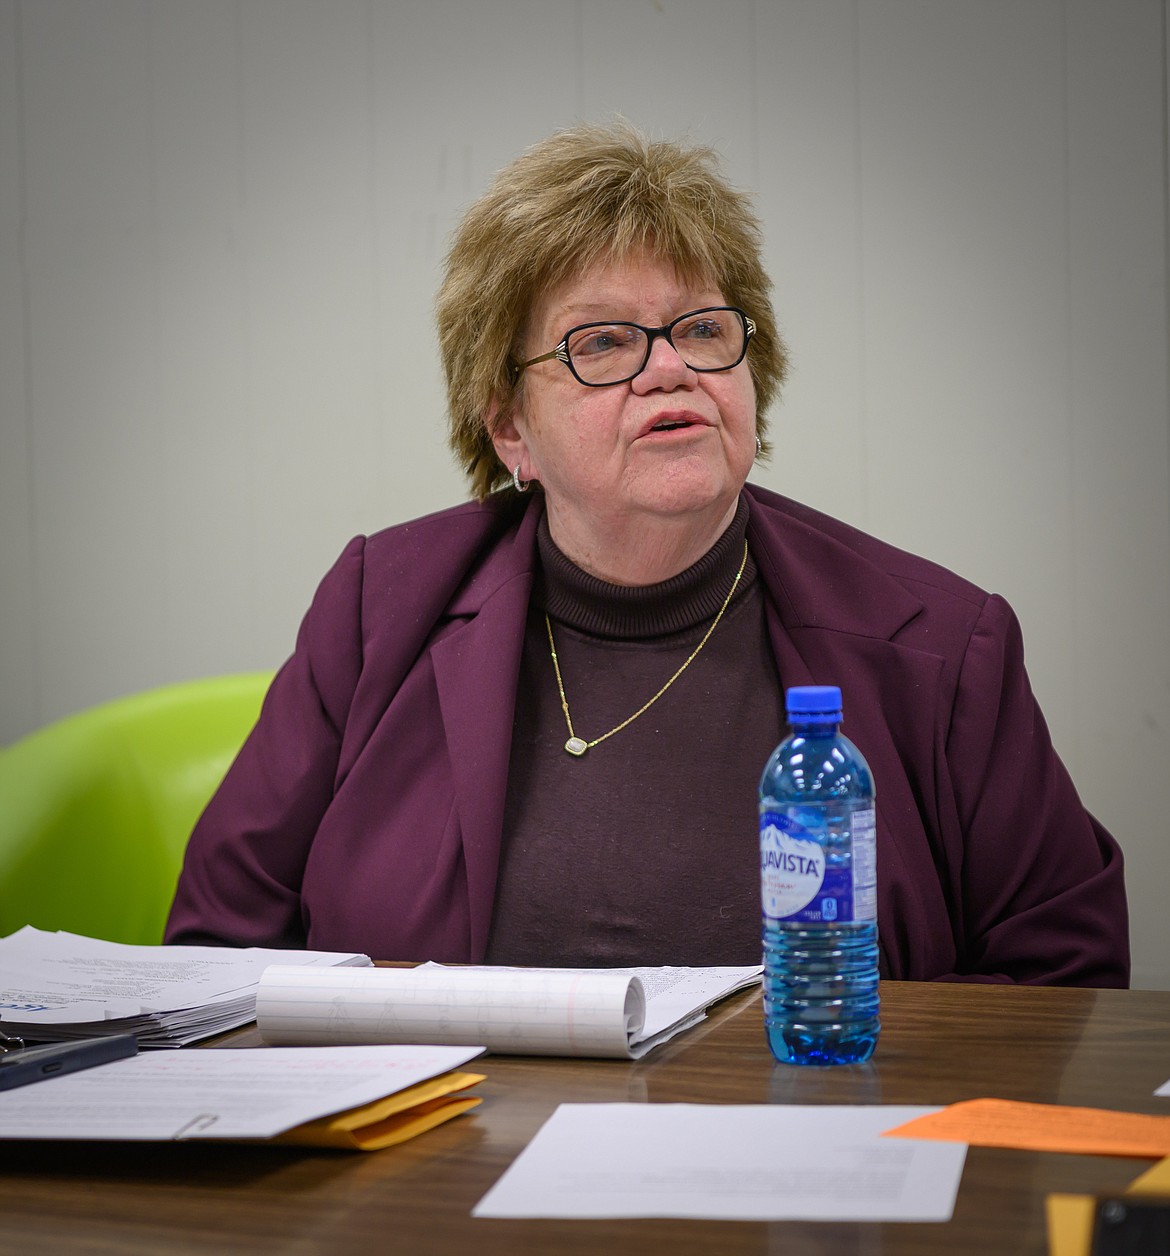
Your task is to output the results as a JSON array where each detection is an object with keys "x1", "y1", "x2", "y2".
[
  {"x1": 256, "y1": 962, "x2": 762, "y2": 1058},
  {"x1": 0, "y1": 927, "x2": 371, "y2": 1048},
  {"x1": 0, "y1": 1043, "x2": 484, "y2": 1142}
]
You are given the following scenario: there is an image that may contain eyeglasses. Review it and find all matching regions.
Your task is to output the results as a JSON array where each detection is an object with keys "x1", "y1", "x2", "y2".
[{"x1": 513, "y1": 306, "x2": 755, "y2": 388}]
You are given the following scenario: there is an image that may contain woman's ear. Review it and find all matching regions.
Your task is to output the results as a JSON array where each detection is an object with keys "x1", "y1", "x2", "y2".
[{"x1": 487, "y1": 398, "x2": 532, "y2": 481}]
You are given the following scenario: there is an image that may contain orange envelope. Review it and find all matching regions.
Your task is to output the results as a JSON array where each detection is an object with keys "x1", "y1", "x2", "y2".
[{"x1": 269, "y1": 1071, "x2": 485, "y2": 1151}]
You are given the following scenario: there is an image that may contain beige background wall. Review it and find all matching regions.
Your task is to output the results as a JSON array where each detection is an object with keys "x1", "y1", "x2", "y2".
[{"x1": 2, "y1": 0, "x2": 1167, "y2": 986}]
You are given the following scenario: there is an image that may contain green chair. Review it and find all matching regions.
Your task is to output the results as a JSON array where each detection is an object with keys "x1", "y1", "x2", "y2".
[{"x1": 0, "y1": 672, "x2": 273, "y2": 946}]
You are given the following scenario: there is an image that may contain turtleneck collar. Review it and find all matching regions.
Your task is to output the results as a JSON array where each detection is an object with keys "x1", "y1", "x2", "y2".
[{"x1": 535, "y1": 494, "x2": 755, "y2": 640}]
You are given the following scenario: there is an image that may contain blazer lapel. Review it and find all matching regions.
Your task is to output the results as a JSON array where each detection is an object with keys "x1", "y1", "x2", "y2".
[
  {"x1": 745, "y1": 485, "x2": 956, "y2": 976},
  {"x1": 745, "y1": 484, "x2": 945, "y2": 755},
  {"x1": 431, "y1": 504, "x2": 539, "y2": 960}
]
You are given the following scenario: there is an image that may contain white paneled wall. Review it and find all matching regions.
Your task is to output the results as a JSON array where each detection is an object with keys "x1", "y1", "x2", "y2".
[{"x1": 2, "y1": 0, "x2": 1167, "y2": 986}]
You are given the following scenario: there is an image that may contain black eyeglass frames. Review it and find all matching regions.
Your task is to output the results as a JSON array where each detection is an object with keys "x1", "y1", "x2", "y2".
[{"x1": 512, "y1": 306, "x2": 755, "y2": 388}]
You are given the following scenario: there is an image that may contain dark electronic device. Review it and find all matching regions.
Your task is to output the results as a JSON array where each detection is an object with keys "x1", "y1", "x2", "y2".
[
  {"x1": 1090, "y1": 1195, "x2": 1170, "y2": 1255},
  {"x1": 0, "y1": 1033, "x2": 138, "y2": 1091}
]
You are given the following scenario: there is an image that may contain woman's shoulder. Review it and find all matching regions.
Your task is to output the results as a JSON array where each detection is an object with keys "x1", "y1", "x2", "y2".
[
  {"x1": 363, "y1": 491, "x2": 530, "y2": 554},
  {"x1": 328, "y1": 490, "x2": 537, "y2": 626},
  {"x1": 744, "y1": 481, "x2": 991, "y2": 611},
  {"x1": 295, "y1": 492, "x2": 537, "y2": 705}
]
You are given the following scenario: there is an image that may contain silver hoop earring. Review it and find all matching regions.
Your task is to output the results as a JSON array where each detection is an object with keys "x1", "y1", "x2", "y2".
[
  {"x1": 755, "y1": 435, "x2": 763, "y2": 458},
  {"x1": 512, "y1": 465, "x2": 530, "y2": 493}
]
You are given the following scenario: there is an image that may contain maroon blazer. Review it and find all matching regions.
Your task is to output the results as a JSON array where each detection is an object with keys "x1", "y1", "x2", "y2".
[{"x1": 166, "y1": 483, "x2": 1129, "y2": 986}]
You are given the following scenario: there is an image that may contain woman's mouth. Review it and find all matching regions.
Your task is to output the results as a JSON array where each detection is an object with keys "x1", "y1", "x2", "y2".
[{"x1": 642, "y1": 411, "x2": 708, "y2": 437}]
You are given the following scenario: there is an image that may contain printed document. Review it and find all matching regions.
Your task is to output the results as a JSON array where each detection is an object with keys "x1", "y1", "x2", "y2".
[
  {"x1": 0, "y1": 927, "x2": 371, "y2": 1046},
  {"x1": 472, "y1": 1103, "x2": 967, "y2": 1221},
  {"x1": 0, "y1": 1043, "x2": 483, "y2": 1141},
  {"x1": 257, "y1": 963, "x2": 761, "y2": 1058}
]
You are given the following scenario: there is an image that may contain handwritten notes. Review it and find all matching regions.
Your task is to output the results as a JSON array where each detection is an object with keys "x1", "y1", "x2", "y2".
[{"x1": 884, "y1": 1098, "x2": 1170, "y2": 1158}]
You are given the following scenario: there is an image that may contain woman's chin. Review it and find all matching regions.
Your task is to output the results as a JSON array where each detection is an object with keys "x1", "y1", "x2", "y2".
[{"x1": 623, "y1": 454, "x2": 747, "y2": 520}]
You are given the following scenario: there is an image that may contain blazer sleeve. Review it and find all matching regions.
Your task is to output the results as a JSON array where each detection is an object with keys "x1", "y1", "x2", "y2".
[
  {"x1": 164, "y1": 537, "x2": 367, "y2": 948},
  {"x1": 940, "y1": 593, "x2": 1129, "y2": 986}
]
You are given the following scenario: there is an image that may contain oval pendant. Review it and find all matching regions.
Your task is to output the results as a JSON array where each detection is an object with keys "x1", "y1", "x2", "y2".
[{"x1": 564, "y1": 736, "x2": 588, "y2": 757}]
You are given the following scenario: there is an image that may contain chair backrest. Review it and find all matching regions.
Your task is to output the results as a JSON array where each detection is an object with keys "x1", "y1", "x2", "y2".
[{"x1": 0, "y1": 673, "x2": 273, "y2": 945}]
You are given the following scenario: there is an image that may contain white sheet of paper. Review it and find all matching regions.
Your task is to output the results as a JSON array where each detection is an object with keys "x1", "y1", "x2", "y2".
[
  {"x1": 1156, "y1": 1078, "x2": 1170, "y2": 1097},
  {"x1": 258, "y1": 965, "x2": 642, "y2": 1057},
  {"x1": 628, "y1": 965, "x2": 760, "y2": 1043},
  {"x1": 0, "y1": 926, "x2": 369, "y2": 1022},
  {"x1": 472, "y1": 1103, "x2": 966, "y2": 1221},
  {"x1": 256, "y1": 963, "x2": 761, "y2": 1059},
  {"x1": 0, "y1": 1044, "x2": 484, "y2": 1141}
]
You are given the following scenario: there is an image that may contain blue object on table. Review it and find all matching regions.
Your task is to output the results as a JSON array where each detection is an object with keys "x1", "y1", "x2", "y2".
[{"x1": 759, "y1": 685, "x2": 880, "y2": 1066}]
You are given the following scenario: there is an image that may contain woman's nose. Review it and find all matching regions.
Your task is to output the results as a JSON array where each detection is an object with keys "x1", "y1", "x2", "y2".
[{"x1": 630, "y1": 333, "x2": 697, "y2": 393}]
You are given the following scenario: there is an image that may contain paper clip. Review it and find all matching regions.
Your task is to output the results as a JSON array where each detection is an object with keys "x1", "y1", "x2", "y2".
[{"x1": 172, "y1": 1113, "x2": 221, "y2": 1140}]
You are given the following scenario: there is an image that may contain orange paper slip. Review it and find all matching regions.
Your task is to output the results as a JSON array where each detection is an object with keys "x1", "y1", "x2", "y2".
[{"x1": 882, "y1": 1099, "x2": 1170, "y2": 1158}]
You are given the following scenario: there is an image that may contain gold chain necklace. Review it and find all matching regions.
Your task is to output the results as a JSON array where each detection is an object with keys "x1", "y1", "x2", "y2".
[{"x1": 545, "y1": 541, "x2": 749, "y2": 757}]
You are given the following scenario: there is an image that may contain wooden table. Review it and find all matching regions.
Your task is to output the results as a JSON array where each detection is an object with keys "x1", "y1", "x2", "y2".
[{"x1": 2, "y1": 981, "x2": 1168, "y2": 1255}]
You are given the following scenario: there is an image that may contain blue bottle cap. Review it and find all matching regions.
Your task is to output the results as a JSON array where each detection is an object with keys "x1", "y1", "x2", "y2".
[{"x1": 785, "y1": 685, "x2": 843, "y2": 719}]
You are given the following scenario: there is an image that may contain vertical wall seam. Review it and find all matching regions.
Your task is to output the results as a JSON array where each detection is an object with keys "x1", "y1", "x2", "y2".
[
  {"x1": 363, "y1": 0, "x2": 384, "y2": 518},
  {"x1": 1059, "y1": 0, "x2": 1081, "y2": 772},
  {"x1": 233, "y1": 0, "x2": 260, "y2": 655},
  {"x1": 13, "y1": 0, "x2": 43, "y2": 729},
  {"x1": 574, "y1": 0, "x2": 584, "y2": 117},
  {"x1": 748, "y1": 0, "x2": 759, "y2": 191},
  {"x1": 1162, "y1": 0, "x2": 1170, "y2": 577},
  {"x1": 144, "y1": 0, "x2": 168, "y2": 679},
  {"x1": 852, "y1": 0, "x2": 871, "y2": 529}
]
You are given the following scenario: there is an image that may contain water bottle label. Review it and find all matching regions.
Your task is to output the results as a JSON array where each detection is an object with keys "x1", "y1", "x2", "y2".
[
  {"x1": 852, "y1": 806, "x2": 878, "y2": 921},
  {"x1": 760, "y1": 804, "x2": 877, "y2": 924},
  {"x1": 760, "y1": 817, "x2": 825, "y2": 919}
]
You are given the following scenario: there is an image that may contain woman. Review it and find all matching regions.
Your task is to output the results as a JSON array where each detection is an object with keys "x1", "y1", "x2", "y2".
[{"x1": 166, "y1": 122, "x2": 1129, "y2": 986}]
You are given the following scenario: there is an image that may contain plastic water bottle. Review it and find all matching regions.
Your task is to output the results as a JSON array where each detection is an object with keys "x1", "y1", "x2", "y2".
[{"x1": 759, "y1": 685, "x2": 880, "y2": 1065}]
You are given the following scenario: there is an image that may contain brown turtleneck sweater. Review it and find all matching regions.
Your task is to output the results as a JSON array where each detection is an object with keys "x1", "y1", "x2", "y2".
[{"x1": 485, "y1": 496, "x2": 786, "y2": 967}]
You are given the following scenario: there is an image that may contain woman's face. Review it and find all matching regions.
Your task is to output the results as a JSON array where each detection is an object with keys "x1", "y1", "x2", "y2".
[{"x1": 492, "y1": 253, "x2": 758, "y2": 566}]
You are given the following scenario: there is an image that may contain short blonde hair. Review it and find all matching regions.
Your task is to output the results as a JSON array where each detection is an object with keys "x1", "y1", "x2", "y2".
[{"x1": 436, "y1": 121, "x2": 788, "y2": 499}]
